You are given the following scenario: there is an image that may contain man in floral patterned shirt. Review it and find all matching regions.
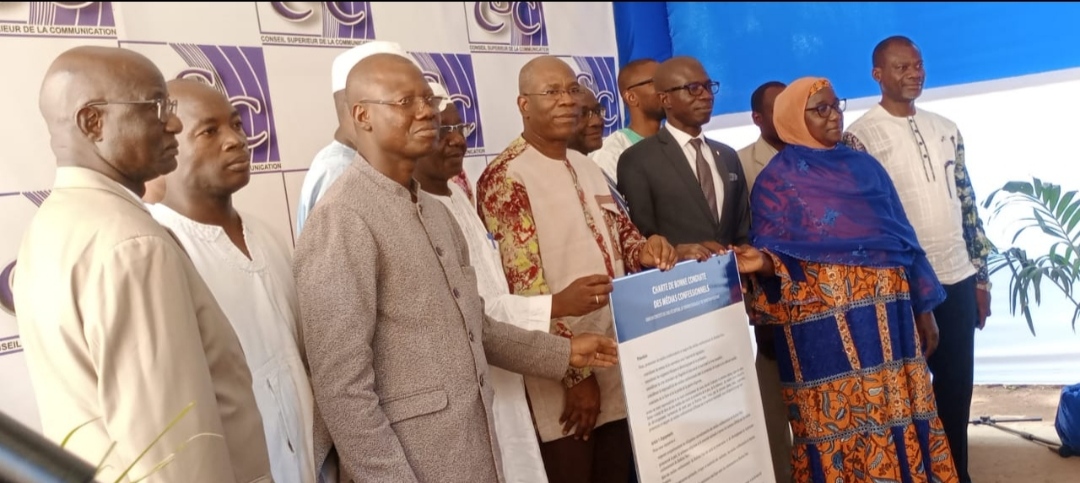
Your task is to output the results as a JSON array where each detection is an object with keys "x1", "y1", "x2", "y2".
[{"x1": 477, "y1": 55, "x2": 698, "y2": 483}]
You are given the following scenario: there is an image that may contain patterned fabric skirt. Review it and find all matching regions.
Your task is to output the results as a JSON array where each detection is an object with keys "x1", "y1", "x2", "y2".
[{"x1": 753, "y1": 260, "x2": 959, "y2": 483}]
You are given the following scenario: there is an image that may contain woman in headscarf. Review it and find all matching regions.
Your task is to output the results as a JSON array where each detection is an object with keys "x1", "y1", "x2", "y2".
[{"x1": 733, "y1": 77, "x2": 959, "y2": 483}]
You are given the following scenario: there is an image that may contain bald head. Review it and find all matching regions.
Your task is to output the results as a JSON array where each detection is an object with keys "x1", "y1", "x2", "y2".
[
  {"x1": 345, "y1": 53, "x2": 426, "y2": 107},
  {"x1": 618, "y1": 58, "x2": 658, "y2": 92},
  {"x1": 39, "y1": 45, "x2": 181, "y2": 196},
  {"x1": 40, "y1": 46, "x2": 165, "y2": 130},
  {"x1": 654, "y1": 56, "x2": 707, "y2": 92},
  {"x1": 518, "y1": 55, "x2": 575, "y2": 94},
  {"x1": 167, "y1": 78, "x2": 225, "y2": 104}
]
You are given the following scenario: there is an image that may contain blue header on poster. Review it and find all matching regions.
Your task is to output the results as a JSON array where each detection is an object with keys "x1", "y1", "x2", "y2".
[{"x1": 610, "y1": 253, "x2": 743, "y2": 344}]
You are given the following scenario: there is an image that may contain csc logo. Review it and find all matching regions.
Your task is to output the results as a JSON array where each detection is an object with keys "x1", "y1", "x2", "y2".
[
  {"x1": 473, "y1": 2, "x2": 543, "y2": 36},
  {"x1": 270, "y1": 2, "x2": 366, "y2": 25}
]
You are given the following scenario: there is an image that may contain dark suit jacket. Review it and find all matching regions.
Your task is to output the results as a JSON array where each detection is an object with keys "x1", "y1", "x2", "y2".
[{"x1": 616, "y1": 127, "x2": 751, "y2": 246}]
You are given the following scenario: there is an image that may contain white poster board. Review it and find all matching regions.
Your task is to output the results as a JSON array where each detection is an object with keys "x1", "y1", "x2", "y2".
[{"x1": 610, "y1": 253, "x2": 775, "y2": 483}]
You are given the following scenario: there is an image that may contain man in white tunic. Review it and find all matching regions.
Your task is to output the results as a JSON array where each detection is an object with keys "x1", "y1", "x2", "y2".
[
  {"x1": 148, "y1": 78, "x2": 319, "y2": 483},
  {"x1": 413, "y1": 83, "x2": 617, "y2": 483},
  {"x1": 844, "y1": 36, "x2": 993, "y2": 483}
]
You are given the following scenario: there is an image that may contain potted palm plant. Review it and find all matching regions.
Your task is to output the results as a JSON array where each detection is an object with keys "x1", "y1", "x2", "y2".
[{"x1": 982, "y1": 177, "x2": 1080, "y2": 335}]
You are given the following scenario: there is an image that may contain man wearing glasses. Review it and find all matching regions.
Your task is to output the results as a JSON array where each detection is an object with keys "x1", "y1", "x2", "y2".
[
  {"x1": 294, "y1": 52, "x2": 623, "y2": 483},
  {"x1": 568, "y1": 88, "x2": 630, "y2": 213},
  {"x1": 16, "y1": 45, "x2": 272, "y2": 482},
  {"x1": 589, "y1": 58, "x2": 665, "y2": 185},
  {"x1": 616, "y1": 56, "x2": 751, "y2": 255},
  {"x1": 295, "y1": 40, "x2": 419, "y2": 236},
  {"x1": 477, "y1": 55, "x2": 683, "y2": 483}
]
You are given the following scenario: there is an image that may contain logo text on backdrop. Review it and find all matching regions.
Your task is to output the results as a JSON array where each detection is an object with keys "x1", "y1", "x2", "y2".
[
  {"x1": 0, "y1": 2, "x2": 115, "y2": 38},
  {"x1": 464, "y1": 2, "x2": 548, "y2": 54},
  {"x1": 256, "y1": 2, "x2": 375, "y2": 47}
]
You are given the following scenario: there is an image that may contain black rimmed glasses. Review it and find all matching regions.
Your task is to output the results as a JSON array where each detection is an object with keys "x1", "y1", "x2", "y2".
[
  {"x1": 625, "y1": 79, "x2": 653, "y2": 90},
  {"x1": 358, "y1": 95, "x2": 448, "y2": 114},
  {"x1": 805, "y1": 98, "x2": 847, "y2": 118},
  {"x1": 82, "y1": 98, "x2": 177, "y2": 123},
  {"x1": 664, "y1": 80, "x2": 719, "y2": 97}
]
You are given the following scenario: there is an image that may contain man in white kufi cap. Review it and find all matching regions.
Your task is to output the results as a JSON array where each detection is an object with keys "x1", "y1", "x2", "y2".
[{"x1": 294, "y1": 40, "x2": 419, "y2": 235}]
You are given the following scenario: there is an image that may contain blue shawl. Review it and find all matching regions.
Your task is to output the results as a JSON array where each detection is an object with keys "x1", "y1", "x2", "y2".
[{"x1": 750, "y1": 143, "x2": 946, "y2": 314}]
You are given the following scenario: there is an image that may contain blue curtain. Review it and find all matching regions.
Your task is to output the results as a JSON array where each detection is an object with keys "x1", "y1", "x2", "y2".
[{"x1": 614, "y1": 2, "x2": 1080, "y2": 117}]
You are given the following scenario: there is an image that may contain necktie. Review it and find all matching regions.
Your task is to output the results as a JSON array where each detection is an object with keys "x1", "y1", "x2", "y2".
[{"x1": 689, "y1": 138, "x2": 719, "y2": 223}]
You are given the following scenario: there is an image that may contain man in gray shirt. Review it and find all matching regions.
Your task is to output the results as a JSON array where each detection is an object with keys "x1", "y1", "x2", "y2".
[{"x1": 293, "y1": 52, "x2": 621, "y2": 483}]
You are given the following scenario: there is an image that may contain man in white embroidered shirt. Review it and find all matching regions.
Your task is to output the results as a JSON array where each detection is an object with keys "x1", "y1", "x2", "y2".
[
  {"x1": 844, "y1": 35, "x2": 993, "y2": 483},
  {"x1": 148, "y1": 78, "x2": 322, "y2": 483}
]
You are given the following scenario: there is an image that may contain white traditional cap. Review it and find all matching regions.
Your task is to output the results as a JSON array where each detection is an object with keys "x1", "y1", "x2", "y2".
[
  {"x1": 428, "y1": 81, "x2": 452, "y2": 112},
  {"x1": 331, "y1": 40, "x2": 419, "y2": 93}
]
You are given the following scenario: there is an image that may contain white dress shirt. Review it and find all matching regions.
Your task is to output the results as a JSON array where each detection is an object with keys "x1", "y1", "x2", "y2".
[
  {"x1": 431, "y1": 182, "x2": 551, "y2": 483},
  {"x1": 666, "y1": 123, "x2": 725, "y2": 221},
  {"x1": 150, "y1": 203, "x2": 317, "y2": 483},
  {"x1": 846, "y1": 104, "x2": 975, "y2": 285},
  {"x1": 296, "y1": 140, "x2": 358, "y2": 236}
]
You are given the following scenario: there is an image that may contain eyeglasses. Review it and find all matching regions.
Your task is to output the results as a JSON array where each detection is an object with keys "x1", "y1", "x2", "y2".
[
  {"x1": 583, "y1": 105, "x2": 606, "y2": 119},
  {"x1": 805, "y1": 98, "x2": 847, "y2": 118},
  {"x1": 439, "y1": 122, "x2": 475, "y2": 138},
  {"x1": 625, "y1": 79, "x2": 653, "y2": 90},
  {"x1": 81, "y1": 98, "x2": 177, "y2": 123},
  {"x1": 358, "y1": 95, "x2": 448, "y2": 114},
  {"x1": 522, "y1": 86, "x2": 583, "y2": 100},
  {"x1": 664, "y1": 81, "x2": 719, "y2": 97}
]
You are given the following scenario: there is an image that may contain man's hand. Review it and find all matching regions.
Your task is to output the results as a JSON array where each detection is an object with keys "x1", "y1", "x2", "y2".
[
  {"x1": 732, "y1": 245, "x2": 772, "y2": 276},
  {"x1": 976, "y1": 286, "x2": 991, "y2": 330},
  {"x1": 915, "y1": 311, "x2": 940, "y2": 358},
  {"x1": 569, "y1": 333, "x2": 619, "y2": 369},
  {"x1": 552, "y1": 274, "x2": 613, "y2": 319},
  {"x1": 675, "y1": 243, "x2": 713, "y2": 262},
  {"x1": 559, "y1": 375, "x2": 601, "y2": 441},
  {"x1": 639, "y1": 235, "x2": 677, "y2": 271}
]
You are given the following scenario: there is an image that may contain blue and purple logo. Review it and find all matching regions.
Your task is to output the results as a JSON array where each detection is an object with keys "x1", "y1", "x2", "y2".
[
  {"x1": 411, "y1": 53, "x2": 486, "y2": 156},
  {"x1": 0, "y1": 2, "x2": 115, "y2": 38},
  {"x1": 121, "y1": 42, "x2": 281, "y2": 172},
  {"x1": 256, "y1": 2, "x2": 375, "y2": 47},
  {"x1": 563, "y1": 56, "x2": 622, "y2": 137},
  {"x1": 0, "y1": 190, "x2": 51, "y2": 317},
  {"x1": 464, "y1": 2, "x2": 547, "y2": 53}
]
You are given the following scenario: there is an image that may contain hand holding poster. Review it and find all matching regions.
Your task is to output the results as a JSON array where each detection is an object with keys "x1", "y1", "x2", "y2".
[{"x1": 610, "y1": 253, "x2": 775, "y2": 483}]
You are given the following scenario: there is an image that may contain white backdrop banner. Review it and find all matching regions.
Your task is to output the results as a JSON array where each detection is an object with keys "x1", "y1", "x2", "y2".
[{"x1": 0, "y1": 1, "x2": 622, "y2": 431}]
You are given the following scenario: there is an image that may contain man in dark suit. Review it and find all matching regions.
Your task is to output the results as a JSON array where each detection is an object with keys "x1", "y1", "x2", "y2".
[{"x1": 616, "y1": 56, "x2": 750, "y2": 248}]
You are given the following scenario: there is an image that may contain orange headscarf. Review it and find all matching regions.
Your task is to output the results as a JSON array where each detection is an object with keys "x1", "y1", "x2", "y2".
[{"x1": 773, "y1": 76, "x2": 833, "y2": 149}]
